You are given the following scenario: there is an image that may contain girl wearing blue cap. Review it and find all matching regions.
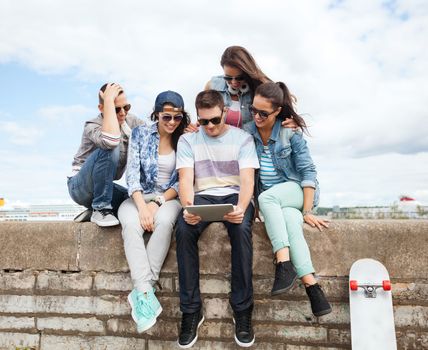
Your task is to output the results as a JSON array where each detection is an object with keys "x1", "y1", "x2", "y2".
[{"x1": 118, "y1": 91, "x2": 190, "y2": 333}]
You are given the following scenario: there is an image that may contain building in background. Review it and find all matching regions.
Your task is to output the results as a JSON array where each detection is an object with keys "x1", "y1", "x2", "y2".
[
  {"x1": 1, "y1": 196, "x2": 427, "y2": 222},
  {"x1": 0, "y1": 200, "x2": 85, "y2": 222},
  {"x1": 327, "y1": 196, "x2": 428, "y2": 220}
]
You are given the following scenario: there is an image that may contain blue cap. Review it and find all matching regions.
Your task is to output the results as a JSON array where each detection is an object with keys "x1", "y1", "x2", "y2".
[{"x1": 154, "y1": 91, "x2": 184, "y2": 112}]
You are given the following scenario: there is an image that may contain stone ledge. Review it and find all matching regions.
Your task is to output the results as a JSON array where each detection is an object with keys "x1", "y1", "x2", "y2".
[
  {"x1": 0, "y1": 222, "x2": 79, "y2": 271},
  {"x1": 1, "y1": 220, "x2": 427, "y2": 278}
]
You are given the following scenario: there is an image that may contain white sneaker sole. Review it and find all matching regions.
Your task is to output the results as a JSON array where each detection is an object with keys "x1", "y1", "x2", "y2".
[
  {"x1": 137, "y1": 316, "x2": 157, "y2": 333},
  {"x1": 232, "y1": 317, "x2": 255, "y2": 347},
  {"x1": 128, "y1": 293, "x2": 163, "y2": 333},
  {"x1": 90, "y1": 216, "x2": 119, "y2": 227},
  {"x1": 177, "y1": 315, "x2": 205, "y2": 349}
]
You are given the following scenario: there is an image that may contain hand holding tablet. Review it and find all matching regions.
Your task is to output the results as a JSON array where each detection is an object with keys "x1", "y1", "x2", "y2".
[{"x1": 185, "y1": 204, "x2": 234, "y2": 222}]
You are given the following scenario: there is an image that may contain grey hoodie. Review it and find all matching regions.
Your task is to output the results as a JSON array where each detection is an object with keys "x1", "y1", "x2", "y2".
[{"x1": 71, "y1": 113, "x2": 145, "y2": 180}]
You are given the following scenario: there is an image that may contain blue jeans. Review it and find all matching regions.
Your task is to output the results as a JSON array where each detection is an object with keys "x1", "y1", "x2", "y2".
[
  {"x1": 176, "y1": 193, "x2": 254, "y2": 313},
  {"x1": 67, "y1": 147, "x2": 128, "y2": 212}
]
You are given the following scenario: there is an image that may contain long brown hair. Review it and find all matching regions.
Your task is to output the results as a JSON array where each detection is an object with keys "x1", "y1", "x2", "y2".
[
  {"x1": 220, "y1": 46, "x2": 272, "y2": 93},
  {"x1": 255, "y1": 82, "x2": 308, "y2": 133}
]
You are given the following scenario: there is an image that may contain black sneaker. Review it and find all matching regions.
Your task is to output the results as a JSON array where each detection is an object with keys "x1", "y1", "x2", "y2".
[
  {"x1": 178, "y1": 310, "x2": 204, "y2": 348},
  {"x1": 73, "y1": 208, "x2": 92, "y2": 222},
  {"x1": 271, "y1": 260, "x2": 298, "y2": 296},
  {"x1": 305, "y1": 283, "x2": 332, "y2": 317},
  {"x1": 233, "y1": 305, "x2": 255, "y2": 347}
]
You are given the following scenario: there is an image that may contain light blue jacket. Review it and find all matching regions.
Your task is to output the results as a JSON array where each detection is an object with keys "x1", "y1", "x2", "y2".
[
  {"x1": 126, "y1": 122, "x2": 179, "y2": 196},
  {"x1": 247, "y1": 119, "x2": 320, "y2": 206},
  {"x1": 210, "y1": 76, "x2": 253, "y2": 127}
]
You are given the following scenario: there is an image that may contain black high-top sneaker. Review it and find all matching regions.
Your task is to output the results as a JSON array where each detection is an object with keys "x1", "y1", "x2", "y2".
[
  {"x1": 271, "y1": 260, "x2": 298, "y2": 296},
  {"x1": 177, "y1": 310, "x2": 204, "y2": 348},
  {"x1": 305, "y1": 283, "x2": 332, "y2": 317},
  {"x1": 233, "y1": 305, "x2": 255, "y2": 347}
]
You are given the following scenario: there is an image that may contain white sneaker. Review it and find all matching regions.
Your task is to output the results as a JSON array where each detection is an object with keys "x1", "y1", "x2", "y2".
[{"x1": 90, "y1": 209, "x2": 119, "y2": 227}]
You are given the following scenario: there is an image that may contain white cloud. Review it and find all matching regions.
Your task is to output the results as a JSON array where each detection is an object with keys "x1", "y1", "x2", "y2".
[
  {"x1": 0, "y1": 150, "x2": 71, "y2": 203},
  {"x1": 0, "y1": 121, "x2": 43, "y2": 145},
  {"x1": 37, "y1": 104, "x2": 95, "y2": 124},
  {"x1": 314, "y1": 152, "x2": 428, "y2": 207},
  {"x1": 0, "y1": 0, "x2": 427, "y2": 205}
]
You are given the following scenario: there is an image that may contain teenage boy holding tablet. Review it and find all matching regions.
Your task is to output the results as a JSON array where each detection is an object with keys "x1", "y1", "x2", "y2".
[{"x1": 175, "y1": 90, "x2": 259, "y2": 348}]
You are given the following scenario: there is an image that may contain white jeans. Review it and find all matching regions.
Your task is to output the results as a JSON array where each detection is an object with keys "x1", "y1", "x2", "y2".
[{"x1": 118, "y1": 196, "x2": 181, "y2": 292}]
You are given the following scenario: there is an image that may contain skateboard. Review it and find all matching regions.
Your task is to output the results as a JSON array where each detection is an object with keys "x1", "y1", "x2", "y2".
[{"x1": 349, "y1": 258, "x2": 397, "y2": 350}]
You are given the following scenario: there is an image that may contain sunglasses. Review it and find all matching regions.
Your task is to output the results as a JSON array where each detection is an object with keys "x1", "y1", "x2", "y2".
[
  {"x1": 160, "y1": 114, "x2": 184, "y2": 122},
  {"x1": 197, "y1": 116, "x2": 223, "y2": 126},
  {"x1": 223, "y1": 75, "x2": 245, "y2": 82},
  {"x1": 115, "y1": 104, "x2": 131, "y2": 114},
  {"x1": 249, "y1": 105, "x2": 276, "y2": 119}
]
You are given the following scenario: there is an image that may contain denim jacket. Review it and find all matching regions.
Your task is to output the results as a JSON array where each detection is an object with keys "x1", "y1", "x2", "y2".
[
  {"x1": 210, "y1": 76, "x2": 253, "y2": 128},
  {"x1": 126, "y1": 122, "x2": 179, "y2": 196},
  {"x1": 247, "y1": 119, "x2": 320, "y2": 207}
]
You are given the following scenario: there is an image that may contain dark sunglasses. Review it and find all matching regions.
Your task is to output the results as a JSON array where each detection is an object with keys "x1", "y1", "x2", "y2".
[
  {"x1": 197, "y1": 116, "x2": 223, "y2": 126},
  {"x1": 249, "y1": 105, "x2": 276, "y2": 119},
  {"x1": 115, "y1": 104, "x2": 131, "y2": 114},
  {"x1": 223, "y1": 75, "x2": 245, "y2": 82},
  {"x1": 161, "y1": 114, "x2": 184, "y2": 122}
]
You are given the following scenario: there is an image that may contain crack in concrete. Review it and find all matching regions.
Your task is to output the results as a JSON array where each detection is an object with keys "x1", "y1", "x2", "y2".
[{"x1": 76, "y1": 226, "x2": 82, "y2": 271}]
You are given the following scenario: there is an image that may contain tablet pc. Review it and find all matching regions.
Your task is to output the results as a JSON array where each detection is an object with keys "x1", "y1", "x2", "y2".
[{"x1": 185, "y1": 204, "x2": 234, "y2": 222}]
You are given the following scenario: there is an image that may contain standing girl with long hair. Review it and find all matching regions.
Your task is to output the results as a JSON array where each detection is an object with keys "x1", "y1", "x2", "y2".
[{"x1": 186, "y1": 46, "x2": 297, "y2": 131}]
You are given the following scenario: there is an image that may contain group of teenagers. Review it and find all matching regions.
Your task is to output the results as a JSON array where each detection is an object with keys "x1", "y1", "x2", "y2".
[{"x1": 68, "y1": 46, "x2": 331, "y2": 348}]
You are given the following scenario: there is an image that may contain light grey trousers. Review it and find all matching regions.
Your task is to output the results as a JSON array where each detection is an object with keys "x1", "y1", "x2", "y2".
[{"x1": 118, "y1": 196, "x2": 182, "y2": 292}]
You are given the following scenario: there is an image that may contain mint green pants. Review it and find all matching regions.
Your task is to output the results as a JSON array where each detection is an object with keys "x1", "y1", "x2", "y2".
[{"x1": 258, "y1": 181, "x2": 315, "y2": 278}]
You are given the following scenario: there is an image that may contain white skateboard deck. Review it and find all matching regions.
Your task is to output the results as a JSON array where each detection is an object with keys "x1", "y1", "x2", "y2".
[{"x1": 349, "y1": 258, "x2": 397, "y2": 350}]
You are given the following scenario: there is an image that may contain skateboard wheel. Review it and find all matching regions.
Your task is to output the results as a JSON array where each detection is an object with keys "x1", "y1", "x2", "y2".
[
  {"x1": 383, "y1": 280, "x2": 391, "y2": 291},
  {"x1": 350, "y1": 280, "x2": 358, "y2": 291}
]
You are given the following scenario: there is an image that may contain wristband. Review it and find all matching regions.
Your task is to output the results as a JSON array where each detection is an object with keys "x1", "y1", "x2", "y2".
[
  {"x1": 302, "y1": 210, "x2": 313, "y2": 216},
  {"x1": 154, "y1": 195, "x2": 166, "y2": 207},
  {"x1": 150, "y1": 198, "x2": 160, "y2": 207}
]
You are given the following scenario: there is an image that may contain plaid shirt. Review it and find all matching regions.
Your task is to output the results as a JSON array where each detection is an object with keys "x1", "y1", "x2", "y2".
[{"x1": 126, "y1": 122, "x2": 179, "y2": 196}]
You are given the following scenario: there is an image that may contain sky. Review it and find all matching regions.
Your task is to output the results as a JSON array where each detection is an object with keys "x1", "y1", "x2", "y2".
[{"x1": 0, "y1": 0, "x2": 427, "y2": 208}]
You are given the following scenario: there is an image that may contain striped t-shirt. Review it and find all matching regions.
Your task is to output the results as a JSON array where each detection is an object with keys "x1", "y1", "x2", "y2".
[
  {"x1": 176, "y1": 126, "x2": 260, "y2": 196},
  {"x1": 260, "y1": 145, "x2": 283, "y2": 190}
]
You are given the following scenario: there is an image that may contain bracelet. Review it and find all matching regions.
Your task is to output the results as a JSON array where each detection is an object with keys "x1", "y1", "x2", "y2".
[
  {"x1": 302, "y1": 210, "x2": 313, "y2": 216},
  {"x1": 152, "y1": 195, "x2": 166, "y2": 207},
  {"x1": 150, "y1": 198, "x2": 161, "y2": 206}
]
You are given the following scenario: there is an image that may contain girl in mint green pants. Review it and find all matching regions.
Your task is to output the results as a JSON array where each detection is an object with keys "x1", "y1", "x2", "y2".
[
  {"x1": 248, "y1": 81, "x2": 331, "y2": 317},
  {"x1": 258, "y1": 181, "x2": 315, "y2": 278}
]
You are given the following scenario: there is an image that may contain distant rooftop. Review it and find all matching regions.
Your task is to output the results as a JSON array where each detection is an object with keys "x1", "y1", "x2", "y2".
[{"x1": 0, "y1": 203, "x2": 85, "y2": 222}]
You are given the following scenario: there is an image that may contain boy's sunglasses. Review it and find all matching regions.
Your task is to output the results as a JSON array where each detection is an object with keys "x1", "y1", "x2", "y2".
[
  {"x1": 223, "y1": 75, "x2": 245, "y2": 82},
  {"x1": 161, "y1": 114, "x2": 184, "y2": 122},
  {"x1": 249, "y1": 105, "x2": 276, "y2": 119},
  {"x1": 197, "y1": 116, "x2": 223, "y2": 126},
  {"x1": 115, "y1": 104, "x2": 131, "y2": 114}
]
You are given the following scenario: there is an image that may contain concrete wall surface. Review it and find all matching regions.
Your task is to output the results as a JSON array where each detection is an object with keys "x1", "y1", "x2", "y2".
[{"x1": 0, "y1": 220, "x2": 427, "y2": 349}]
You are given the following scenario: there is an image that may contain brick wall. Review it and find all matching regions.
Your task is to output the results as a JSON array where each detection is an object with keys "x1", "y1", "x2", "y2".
[{"x1": 0, "y1": 220, "x2": 427, "y2": 349}]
